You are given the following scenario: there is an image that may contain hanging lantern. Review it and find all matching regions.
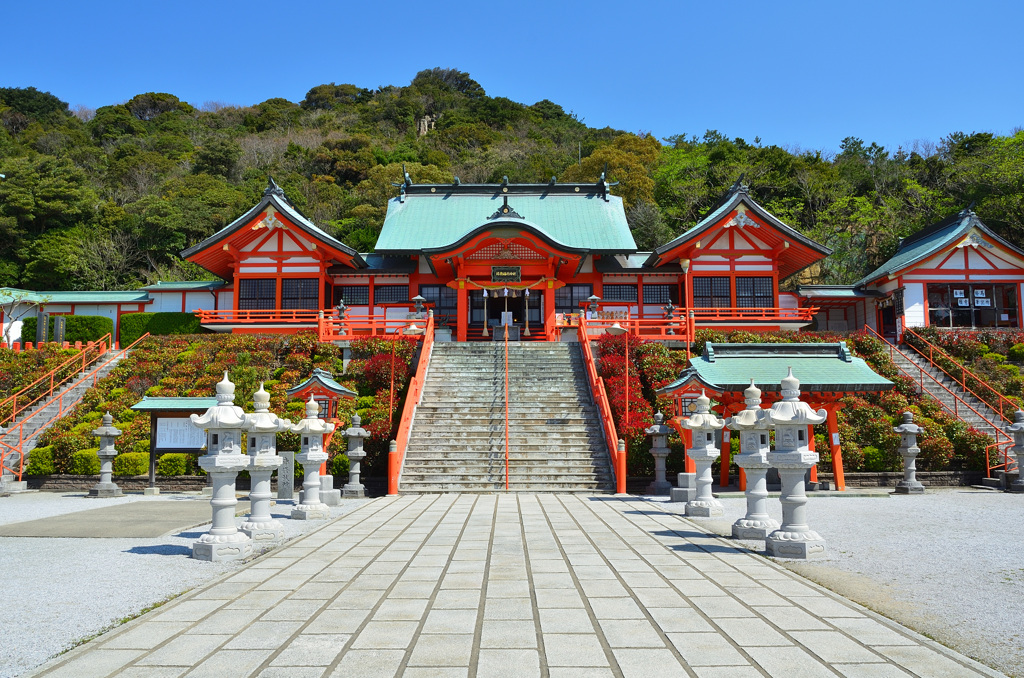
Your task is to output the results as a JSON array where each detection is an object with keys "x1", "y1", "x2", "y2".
[{"x1": 483, "y1": 289, "x2": 488, "y2": 298}]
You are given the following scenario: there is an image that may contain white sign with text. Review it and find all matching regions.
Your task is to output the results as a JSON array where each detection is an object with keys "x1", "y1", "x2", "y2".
[{"x1": 155, "y1": 418, "x2": 206, "y2": 450}]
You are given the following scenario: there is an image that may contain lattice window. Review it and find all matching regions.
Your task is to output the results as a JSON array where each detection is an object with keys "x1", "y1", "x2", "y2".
[
  {"x1": 238, "y1": 279, "x2": 276, "y2": 310},
  {"x1": 334, "y1": 285, "x2": 369, "y2": 306},
  {"x1": 643, "y1": 284, "x2": 678, "y2": 305},
  {"x1": 693, "y1": 277, "x2": 731, "y2": 308},
  {"x1": 735, "y1": 277, "x2": 773, "y2": 308},
  {"x1": 282, "y1": 278, "x2": 319, "y2": 310},
  {"x1": 467, "y1": 239, "x2": 545, "y2": 260},
  {"x1": 374, "y1": 285, "x2": 409, "y2": 304},
  {"x1": 602, "y1": 284, "x2": 638, "y2": 302},
  {"x1": 555, "y1": 284, "x2": 592, "y2": 314}
]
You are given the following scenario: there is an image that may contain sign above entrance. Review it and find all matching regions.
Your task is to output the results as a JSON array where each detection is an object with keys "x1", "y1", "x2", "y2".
[{"x1": 491, "y1": 266, "x2": 521, "y2": 283}]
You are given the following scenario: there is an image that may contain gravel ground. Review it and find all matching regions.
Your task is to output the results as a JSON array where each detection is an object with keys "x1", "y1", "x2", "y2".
[
  {"x1": 0, "y1": 491, "x2": 369, "y2": 678},
  {"x1": 651, "y1": 487, "x2": 1024, "y2": 678}
]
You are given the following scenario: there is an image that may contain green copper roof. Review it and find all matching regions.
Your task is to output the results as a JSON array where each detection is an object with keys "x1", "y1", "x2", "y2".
[
  {"x1": 131, "y1": 396, "x2": 219, "y2": 412},
  {"x1": 374, "y1": 183, "x2": 636, "y2": 253},
  {"x1": 658, "y1": 342, "x2": 892, "y2": 395},
  {"x1": 42, "y1": 291, "x2": 152, "y2": 304},
  {"x1": 0, "y1": 288, "x2": 44, "y2": 304},
  {"x1": 140, "y1": 281, "x2": 225, "y2": 291},
  {"x1": 286, "y1": 369, "x2": 357, "y2": 399},
  {"x1": 855, "y1": 208, "x2": 1024, "y2": 286}
]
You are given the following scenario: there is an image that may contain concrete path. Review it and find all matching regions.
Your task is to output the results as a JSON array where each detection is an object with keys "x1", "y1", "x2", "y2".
[{"x1": 27, "y1": 494, "x2": 1003, "y2": 678}]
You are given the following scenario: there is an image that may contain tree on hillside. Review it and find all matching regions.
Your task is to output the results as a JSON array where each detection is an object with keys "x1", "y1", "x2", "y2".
[{"x1": 561, "y1": 133, "x2": 661, "y2": 210}]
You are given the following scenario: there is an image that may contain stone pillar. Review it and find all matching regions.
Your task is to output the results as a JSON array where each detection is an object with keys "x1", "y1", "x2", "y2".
[
  {"x1": 679, "y1": 392, "x2": 725, "y2": 517},
  {"x1": 240, "y1": 384, "x2": 289, "y2": 542},
  {"x1": 192, "y1": 376, "x2": 256, "y2": 561},
  {"x1": 190, "y1": 373, "x2": 253, "y2": 562},
  {"x1": 342, "y1": 413, "x2": 370, "y2": 498},
  {"x1": 1004, "y1": 410, "x2": 1024, "y2": 493},
  {"x1": 726, "y1": 380, "x2": 779, "y2": 539},
  {"x1": 645, "y1": 412, "x2": 672, "y2": 496},
  {"x1": 291, "y1": 396, "x2": 335, "y2": 520},
  {"x1": 320, "y1": 473, "x2": 341, "y2": 506},
  {"x1": 893, "y1": 412, "x2": 925, "y2": 494},
  {"x1": 277, "y1": 450, "x2": 295, "y2": 500},
  {"x1": 765, "y1": 368, "x2": 828, "y2": 559},
  {"x1": 88, "y1": 412, "x2": 123, "y2": 498}
]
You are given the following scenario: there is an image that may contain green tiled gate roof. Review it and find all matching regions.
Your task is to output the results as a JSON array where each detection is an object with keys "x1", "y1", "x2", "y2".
[{"x1": 375, "y1": 189, "x2": 636, "y2": 253}]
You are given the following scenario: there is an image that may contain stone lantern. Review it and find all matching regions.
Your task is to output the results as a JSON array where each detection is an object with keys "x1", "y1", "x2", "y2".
[
  {"x1": 725, "y1": 380, "x2": 779, "y2": 539},
  {"x1": 342, "y1": 413, "x2": 371, "y2": 498},
  {"x1": 240, "y1": 384, "x2": 290, "y2": 541},
  {"x1": 291, "y1": 396, "x2": 335, "y2": 520},
  {"x1": 679, "y1": 391, "x2": 725, "y2": 517},
  {"x1": 663, "y1": 304, "x2": 675, "y2": 335},
  {"x1": 893, "y1": 412, "x2": 925, "y2": 494},
  {"x1": 411, "y1": 295, "x2": 427, "y2": 316},
  {"x1": 189, "y1": 373, "x2": 252, "y2": 562},
  {"x1": 1004, "y1": 410, "x2": 1024, "y2": 493},
  {"x1": 764, "y1": 368, "x2": 827, "y2": 559},
  {"x1": 88, "y1": 412, "x2": 123, "y2": 498},
  {"x1": 645, "y1": 412, "x2": 672, "y2": 495}
]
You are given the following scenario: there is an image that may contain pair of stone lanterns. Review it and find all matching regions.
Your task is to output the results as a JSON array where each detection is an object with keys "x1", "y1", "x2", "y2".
[
  {"x1": 188, "y1": 373, "x2": 370, "y2": 562},
  {"x1": 649, "y1": 369, "x2": 829, "y2": 559}
]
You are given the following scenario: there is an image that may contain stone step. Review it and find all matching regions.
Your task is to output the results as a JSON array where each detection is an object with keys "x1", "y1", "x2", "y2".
[{"x1": 400, "y1": 483, "x2": 614, "y2": 493}]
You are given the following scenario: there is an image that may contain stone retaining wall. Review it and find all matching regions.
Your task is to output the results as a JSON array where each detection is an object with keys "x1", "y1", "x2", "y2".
[
  {"x1": 816, "y1": 470, "x2": 984, "y2": 487},
  {"x1": 28, "y1": 475, "x2": 236, "y2": 492}
]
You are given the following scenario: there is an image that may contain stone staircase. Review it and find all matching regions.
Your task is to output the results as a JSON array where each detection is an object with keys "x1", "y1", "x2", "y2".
[
  {"x1": 399, "y1": 342, "x2": 614, "y2": 493},
  {"x1": 1, "y1": 351, "x2": 126, "y2": 471},
  {"x1": 890, "y1": 345, "x2": 1004, "y2": 439}
]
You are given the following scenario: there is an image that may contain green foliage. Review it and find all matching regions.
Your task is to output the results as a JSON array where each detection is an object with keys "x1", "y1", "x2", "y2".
[
  {"x1": 70, "y1": 448, "x2": 101, "y2": 475},
  {"x1": 24, "y1": 446, "x2": 55, "y2": 476},
  {"x1": 1007, "y1": 343, "x2": 1024, "y2": 363},
  {"x1": 113, "y1": 451, "x2": 149, "y2": 476},
  {"x1": 118, "y1": 312, "x2": 206, "y2": 346},
  {"x1": 330, "y1": 453, "x2": 350, "y2": 478},
  {"x1": 156, "y1": 453, "x2": 190, "y2": 476},
  {"x1": 21, "y1": 315, "x2": 113, "y2": 344},
  {"x1": 917, "y1": 437, "x2": 954, "y2": 471}
]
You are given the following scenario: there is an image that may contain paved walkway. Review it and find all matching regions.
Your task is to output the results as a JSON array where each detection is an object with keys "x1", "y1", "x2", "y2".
[{"x1": 28, "y1": 494, "x2": 1003, "y2": 678}]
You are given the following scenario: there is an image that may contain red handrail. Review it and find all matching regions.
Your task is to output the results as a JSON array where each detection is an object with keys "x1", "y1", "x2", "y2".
[
  {"x1": 862, "y1": 326, "x2": 1011, "y2": 477},
  {"x1": 985, "y1": 440, "x2": 1013, "y2": 477},
  {"x1": 1, "y1": 336, "x2": 111, "y2": 427},
  {"x1": 388, "y1": 315, "x2": 435, "y2": 495},
  {"x1": 580, "y1": 301, "x2": 817, "y2": 324},
  {"x1": 504, "y1": 323, "x2": 510, "y2": 491},
  {"x1": 577, "y1": 315, "x2": 626, "y2": 493},
  {"x1": 319, "y1": 314, "x2": 429, "y2": 341},
  {"x1": 0, "y1": 332, "x2": 148, "y2": 481},
  {"x1": 902, "y1": 326, "x2": 1019, "y2": 425}
]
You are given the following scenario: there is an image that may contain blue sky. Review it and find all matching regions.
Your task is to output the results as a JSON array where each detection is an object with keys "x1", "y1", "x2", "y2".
[{"x1": 5, "y1": 0, "x2": 1022, "y2": 153}]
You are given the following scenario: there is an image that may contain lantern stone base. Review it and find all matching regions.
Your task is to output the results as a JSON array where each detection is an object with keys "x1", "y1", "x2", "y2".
[
  {"x1": 646, "y1": 478, "x2": 672, "y2": 496},
  {"x1": 192, "y1": 533, "x2": 253, "y2": 562},
  {"x1": 343, "y1": 483, "x2": 366, "y2": 498},
  {"x1": 765, "y1": 531, "x2": 826, "y2": 559},
  {"x1": 894, "y1": 480, "x2": 925, "y2": 494},
  {"x1": 1007, "y1": 473, "x2": 1023, "y2": 493},
  {"x1": 320, "y1": 475, "x2": 341, "y2": 505},
  {"x1": 291, "y1": 503, "x2": 331, "y2": 520},
  {"x1": 685, "y1": 499, "x2": 724, "y2": 518},
  {"x1": 87, "y1": 483, "x2": 123, "y2": 498},
  {"x1": 144, "y1": 487, "x2": 160, "y2": 495},
  {"x1": 732, "y1": 517, "x2": 779, "y2": 540},
  {"x1": 669, "y1": 473, "x2": 696, "y2": 503},
  {"x1": 240, "y1": 519, "x2": 284, "y2": 542}
]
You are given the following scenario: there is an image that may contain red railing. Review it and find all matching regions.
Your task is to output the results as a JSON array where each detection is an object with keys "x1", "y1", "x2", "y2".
[
  {"x1": 1, "y1": 337, "x2": 110, "y2": 428},
  {"x1": 319, "y1": 314, "x2": 430, "y2": 341},
  {"x1": 195, "y1": 309, "x2": 322, "y2": 324},
  {"x1": 986, "y1": 440, "x2": 1013, "y2": 478},
  {"x1": 577, "y1": 315, "x2": 626, "y2": 494},
  {"x1": 1, "y1": 333, "x2": 150, "y2": 481},
  {"x1": 581, "y1": 302, "x2": 816, "y2": 323},
  {"x1": 388, "y1": 315, "x2": 435, "y2": 494},
  {"x1": 863, "y1": 325, "x2": 1011, "y2": 477},
  {"x1": 902, "y1": 326, "x2": 1020, "y2": 426}
]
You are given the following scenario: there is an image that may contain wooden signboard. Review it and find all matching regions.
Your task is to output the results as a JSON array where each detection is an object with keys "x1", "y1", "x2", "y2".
[{"x1": 491, "y1": 266, "x2": 521, "y2": 283}]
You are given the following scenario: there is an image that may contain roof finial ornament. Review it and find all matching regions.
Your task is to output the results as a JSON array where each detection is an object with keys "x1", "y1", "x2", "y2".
[
  {"x1": 453, "y1": 176, "x2": 460, "y2": 185},
  {"x1": 961, "y1": 200, "x2": 977, "y2": 218},
  {"x1": 501, "y1": 175, "x2": 509, "y2": 187},
  {"x1": 403, "y1": 164, "x2": 412, "y2": 188},
  {"x1": 598, "y1": 162, "x2": 610, "y2": 201},
  {"x1": 264, "y1": 176, "x2": 286, "y2": 199},
  {"x1": 730, "y1": 173, "x2": 747, "y2": 194},
  {"x1": 549, "y1": 176, "x2": 557, "y2": 184}
]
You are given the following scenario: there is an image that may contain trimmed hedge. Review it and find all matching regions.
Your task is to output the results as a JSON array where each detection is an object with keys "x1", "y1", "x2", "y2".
[
  {"x1": 21, "y1": 315, "x2": 114, "y2": 345},
  {"x1": 156, "y1": 453, "x2": 190, "y2": 476},
  {"x1": 113, "y1": 451, "x2": 150, "y2": 476},
  {"x1": 70, "y1": 448, "x2": 101, "y2": 475},
  {"x1": 25, "y1": 446, "x2": 55, "y2": 476},
  {"x1": 119, "y1": 312, "x2": 207, "y2": 346}
]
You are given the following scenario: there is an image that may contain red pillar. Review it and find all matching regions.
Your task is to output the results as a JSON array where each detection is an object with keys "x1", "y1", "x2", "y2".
[
  {"x1": 683, "y1": 429, "x2": 695, "y2": 473},
  {"x1": 456, "y1": 282, "x2": 468, "y2": 342},
  {"x1": 544, "y1": 284, "x2": 556, "y2": 340},
  {"x1": 808, "y1": 425, "x2": 818, "y2": 482},
  {"x1": 826, "y1": 408, "x2": 846, "y2": 491},
  {"x1": 720, "y1": 428, "x2": 731, "y2": 487}
]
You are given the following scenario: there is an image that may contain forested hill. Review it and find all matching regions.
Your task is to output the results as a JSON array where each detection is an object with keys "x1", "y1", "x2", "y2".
[{"x1": 0, "y1": 68, "x2": 1021, "y2": 291}]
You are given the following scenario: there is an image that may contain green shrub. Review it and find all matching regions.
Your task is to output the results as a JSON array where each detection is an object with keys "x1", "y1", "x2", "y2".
[
  {"x1": 330, "y1": 453, "x2": 350, "y2": 478},
  {"x1": 861, "y1": 446, "x2": 885, "y2": 472},
  {"x1": 133, "y1": 439, "x2": 151, "y2": 455},
  {"x1": 24, "y1": 446, "x2": 55, "y2": 476},
  {"x1": 113, "y1": 452, "x2": 150, "y2": 476},
  {"x1": 70, "y1": 448, "x2": 101, "y2": 475},
  {"x1": 21, "y1": 315, "x2": 114, "y2": 344},
  {"x1": 1006, "y1": 343, "x2": 1024, "y2": 363},
  {"x1": 119, "y1": 312, "x2": 207, "y2": 346},
  {"x1": 982, "y1": 352, "x2": 1006, "y2": 363},
  {"x1": 156, "y1": 453, "x2": 190, "y2": 476},
  {"x1": 917, "y1": 437, "x2": 954, "y2": 471}
]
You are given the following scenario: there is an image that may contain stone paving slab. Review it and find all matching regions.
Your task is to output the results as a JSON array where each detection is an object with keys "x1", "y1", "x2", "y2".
[
  {"x1": 0, "y1": 499, "x2": 248, "y2": 538},
  {"x1": 26, "y1": 494, "x2": 1006, "y2": 677}
]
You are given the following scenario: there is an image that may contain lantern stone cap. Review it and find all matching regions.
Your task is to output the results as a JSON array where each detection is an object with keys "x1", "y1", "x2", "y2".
[
  {"x1": 191, "y1": 373, "x2": 246, "y2": 429},
  {"x1": 291, "y1": 396, "x2": 336, "y2": 435},
  {"x1": 679, "y1": 391, "x2": 725, "y2": 431},
  {"x1": 645, "y1": 411, "x2": 671, "y2": 436},
  {"x1": 1005, "y1": 410, "x2": 1024, "y2": 434},
  {"x1": 893, "y1": 411, "x2": 924, "y2": 435},
  {"x1": 345, "y1": 413, "x2": 371, "y2": 439},
  {"x1": 92, "y1": 411, "x2": 122, "y2": 437},
  {"x1": 243, "y1": 383, "x2": 291, "y2": 434},
  {"x1": 765, "y1": 369, "x2": 827, "y2": 426},
  {"x1": 405, "y1": 324, "x2": 425, "y2": 335}
]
